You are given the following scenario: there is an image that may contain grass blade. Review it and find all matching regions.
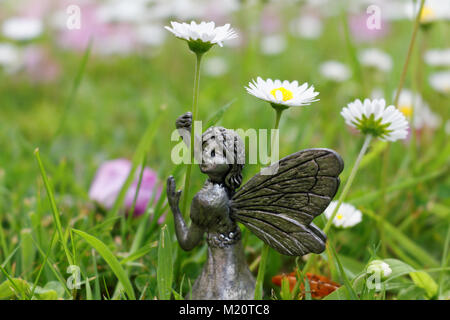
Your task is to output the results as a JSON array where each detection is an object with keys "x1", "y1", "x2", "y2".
[
  {"x1": 254, "y1": 244, "x2": 269, "y2": 299},
  {"x1": 157, "y1": 225, "x2": 173, "y2": 300},
  {"x1": 34, "y1": 148, "x2": 73, "y2": 266},
  {"x1": 72, "y1": 229, "x2": 136, "y2": 300},
  {"x1": 55, "y1": 40, "x2": 92, "y2": 136}
]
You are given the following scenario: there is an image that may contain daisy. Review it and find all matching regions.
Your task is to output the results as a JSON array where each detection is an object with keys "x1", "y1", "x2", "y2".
[
  {"x1": 319, "y1": 60, "x2": 351, "y2": 82},
  {"x1": 260, "y1": 34, "x2": 286, "y2": 56},
  {"x1": 245, "y1": 77, "x2": 319, "y2": 109},
  {"x1": 429, "y1": 71, "x2": 450, "y2": 95},
  {"x1": 358, "y1": 48, "x2": 393, "y2": 72},
  {"x1": 2, "y1": 17, "x2": 43, "y2": 41},
  {"x1": 204, "y1": 56, "x2": 228, "y2": 77},
  {"x1": 341, "y1": 98, "x2": 409, "y2": 141},
  {"x1": 324, "y1": 201, "x2": 362, "y2": 228},
  {"x1": 0, "y1": 43, "x2": 22, "y2": 73},
  {"x1": 289, "y1": 14, "x2": 323, "y2": 40},
  {"x1": 424, "y1": 48, "x2": 450, "y2": 67},
  {"x1": 396, "y1": 89, "x2": 441, "y2": 129},
  {"x1": 367, "y1": 260, "x2": 392, "y2": 278},
  {"x1": 165, "y1": 21, "x2": 237, "y2": 53}
]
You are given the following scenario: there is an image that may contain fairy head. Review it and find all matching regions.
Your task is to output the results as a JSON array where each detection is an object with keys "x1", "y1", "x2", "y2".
[{"x1": 200, "y1": 126, "x2": 245, "y2": 192}]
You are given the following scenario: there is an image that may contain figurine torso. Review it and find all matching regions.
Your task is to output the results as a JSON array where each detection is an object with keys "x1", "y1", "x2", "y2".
[{"x1": 191, "y1": 180, "x2": 241, "y2": 246}]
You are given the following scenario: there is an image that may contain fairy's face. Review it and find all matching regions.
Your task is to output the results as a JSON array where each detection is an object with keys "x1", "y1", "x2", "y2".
[{"x1": 200, "y1": 136, "x2": 230, "y2": 182}]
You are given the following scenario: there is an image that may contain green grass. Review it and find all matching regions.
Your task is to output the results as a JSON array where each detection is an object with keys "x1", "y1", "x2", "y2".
[{"x1": 0, "y1": 3, "x2": 449, "y2": 300}]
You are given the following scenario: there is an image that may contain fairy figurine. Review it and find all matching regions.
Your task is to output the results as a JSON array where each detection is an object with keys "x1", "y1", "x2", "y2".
[{"x1": 167, "y1": 112, "x2": 344, "y2": 300}]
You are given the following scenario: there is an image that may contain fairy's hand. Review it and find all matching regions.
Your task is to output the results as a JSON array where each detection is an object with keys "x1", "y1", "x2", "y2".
[
  {"x1": 175, "y1": 112, "x2": 192, "y2": 131},
  {"x1": 166, "y1": 176, "x2": 181, "y2": 213}
]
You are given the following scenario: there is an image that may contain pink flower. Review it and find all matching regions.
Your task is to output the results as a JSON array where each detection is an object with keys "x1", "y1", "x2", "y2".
[
  {"x1": 57, "y1": 2, "x2": 137, "y2": 55},
  {"x1": 89, "y1": 159, "x2": 161, "y2": 216},
  {"x1": 23, "y1": 46, "x2": 60, "y2": 83},
  {"x1": 348, "y1": 13, "x2": 390, "y2": 43}
]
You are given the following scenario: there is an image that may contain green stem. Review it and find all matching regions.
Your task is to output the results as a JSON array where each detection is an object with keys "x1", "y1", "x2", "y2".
[
  {"x1": 302, "y1": 134, "x2": 372, "y2": 275},
  {"x1": 254, "y1": 105, "x2": 285, "y2": 299},
  {"x1": 254, "y1": 240, "x2": 269, "y2": 299},
  {"x1": 392, "y1": 0, "x2": 425, "y2": 107},
  {"x1": 270, "y1": 107, "x2": 284, "y2": 154},
  {"x1": 181, "y1": 53, "x2": 203, "y2": 216},
  {"x1": 379, "y1": 0, "x2": 425, "y2": 256},
  {"x1": 323, "y1": 134, "x2": 372, "y2": 234}
]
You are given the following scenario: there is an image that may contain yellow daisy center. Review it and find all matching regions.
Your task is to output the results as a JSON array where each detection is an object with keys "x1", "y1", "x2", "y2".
[
  {"x1": 420, "y1": 6, "x2": 435, "y2": 23},
  {"x1": 337, "y1": 214, "x2": 343, "y2": 220},
  {"x1": 399, "y1": 105, "x2": 413, "y2": 118},
  {"x1": 270, "y1": 87, "x2": 293, "y2": 102}
]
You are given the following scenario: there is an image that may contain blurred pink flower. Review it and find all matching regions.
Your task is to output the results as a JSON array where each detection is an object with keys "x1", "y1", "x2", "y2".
[
  {"x1": 23, "y1": 46, "x2": 60, "y2": 83},
  {"x1": 261, "y1": 7, "x2": 282, "y2": 35},
  {"x1": 20, "y1": 0, "x2": 55, "y2": 19},
  {"x1": 57, "y1": 3, "x2": 137, "y2": 55},
  {"x1": 348, "y1": 13, "x2": 390, "y2": 43},
  {"x1": 89, "y1": 159, "x2": 161, "y2": 217}
]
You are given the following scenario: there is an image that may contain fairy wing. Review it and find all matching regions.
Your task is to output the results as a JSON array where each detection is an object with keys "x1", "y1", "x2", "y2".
[{"x1": 230, "y1": 148, "x2": 344, "y2": 256}]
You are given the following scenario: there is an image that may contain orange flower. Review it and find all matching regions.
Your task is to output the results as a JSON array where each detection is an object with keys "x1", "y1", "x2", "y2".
[{"x1": 272, "y1": 271, "x2": 340, "y2": 299}]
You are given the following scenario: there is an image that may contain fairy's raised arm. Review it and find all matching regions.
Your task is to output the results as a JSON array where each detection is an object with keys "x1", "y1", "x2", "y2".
[{"x1": 166, "y1": 176, "x2": 205, "y2": 251}]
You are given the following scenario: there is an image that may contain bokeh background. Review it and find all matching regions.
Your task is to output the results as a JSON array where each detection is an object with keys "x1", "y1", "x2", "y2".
[{"x1": 0, "y1": 0, "x2": 449, "y2": 300}]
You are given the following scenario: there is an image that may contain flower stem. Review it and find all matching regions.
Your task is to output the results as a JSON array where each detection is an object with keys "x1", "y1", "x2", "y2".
[
  {"x1": 392, "y1": 0, "x2": 425, "y2": 107},
  {"x1": 181, "y1": 53, "x2": 203, "y2": 216},
  {"x1": 302, "y1": 134, "x2": 372, "y2": 274},
  {"x1": 323, "y1": 134, "x2": 372, "y2": 234},
  {"x1": 271, "y1": 107, "x2": 284, "y2": 152},
  {"x1": 254, "y1": 106, "x2": 285, "y2": 298},
  {"x1": 379, "y1": 0, "x2": 425, "y2": 255}
]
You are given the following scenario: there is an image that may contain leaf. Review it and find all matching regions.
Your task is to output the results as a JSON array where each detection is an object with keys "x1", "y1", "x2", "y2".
[
  {"x1": 280, "y1": 277, "x2": 291, "y2": 300},
  {"x1": 20, "y1": 228, "x2": 35, "y2": 277},
  {"x1": 172, "y1": 289, "x2": 184, "y2": 300},
  {"x1": 0, "y1": 278, "x2": 59, "y2": 300},
  {"x1": 362, "y1": 210, "x2": 440, "y2": 267},
  {"x1": 0, "y1": 278, "x2": 29, "y2": 299},
  {"x1": 34, "y1": 148, "x2": 73, "y2": 265},
  {"x1": 410, "y1": 271, "x2": 438, "y2": 299},
  {"x1": 157, "y1": 225, "x2": 173, "y2": 300},
  {"x1": 383, "y1": 258, "x2": 416, "y2": 279},
  {"x1": 254, "y1": 244, "x2": 269, "y2": 300},
  {"x1": 120, "y1": 242, "x2": 157, "y2": 265},
  {"x1": 72, "y1": 229, "x2": 136, "y2": 299},
  {"x1": 205, "y1": 99, "x2": 235, "y2": 128}
]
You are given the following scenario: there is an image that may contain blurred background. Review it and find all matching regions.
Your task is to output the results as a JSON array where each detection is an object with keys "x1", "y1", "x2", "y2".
[{"x1": 0, "y1": 0, "x2": 449, "y2": 300}]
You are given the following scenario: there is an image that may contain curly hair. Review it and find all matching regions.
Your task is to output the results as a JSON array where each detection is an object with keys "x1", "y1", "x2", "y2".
[{"x1": 202, "y1": 126, "x2": 245, "y2": 193}]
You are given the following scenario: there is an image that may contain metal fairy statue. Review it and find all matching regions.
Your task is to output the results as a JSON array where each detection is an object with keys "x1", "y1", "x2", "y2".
[{"x1": 166, "y1": 112, "x2": 344, "y2": 300}]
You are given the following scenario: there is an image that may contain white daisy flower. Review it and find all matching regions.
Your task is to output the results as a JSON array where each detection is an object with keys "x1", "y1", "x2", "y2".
[
  {"x1": 367, "y1": 260, "x2": 392, "y2": 279},
  {"x1": 260, "y1": 34, "x2": 286, "y2": 56},
  {"x1": 429, "y1": 71, "x2": 450, "y2": 95},
  {"x1": 319, "y1": 60, "x2": 351, "y2": 82},
  {"x1": 396, "y1": 89, "x2": 441, "y2": 129},
  {"x1": 245, "y1": 77, "x2": 319, "y2": 109},
  {"x1": 341, "y1": 98, "x2": 409, "y2": 141},
  {"x1": 405, "y1": 0, "x2": 450, "y2": 24},
  {"x1": 359, "y1": 48, "x2": 393, "y2": 72},
  {"x1": 289, "y1": 14, "x2": 323, "y2": 39},
  {"x1": 0, "y1": 43, "x2": 22, "y2": 73},
  {"x1": 324, "y1": 201, "x2": 362, "y2": 228},
  {"x1": 424, "y1": 48, "x2": 450, "y2": 67},
  {"x1": 204, "y1": 56, "x2": 228, "y2": 77},
  {"x1": 2, "y1": 17, "x2": 43, "y2": 41},
  {"x1": 165, "y1": 21, "x2": 237, "y2": 53}
]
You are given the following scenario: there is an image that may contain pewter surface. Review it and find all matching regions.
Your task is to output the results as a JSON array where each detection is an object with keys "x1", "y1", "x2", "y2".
[{"x1": 166, "y1": 112, "x2": 343, "y2": 300}]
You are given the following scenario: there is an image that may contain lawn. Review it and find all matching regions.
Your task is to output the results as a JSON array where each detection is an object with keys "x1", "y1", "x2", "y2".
[{"x1": 0, "y1": 0, "x2": 448, "y2": 300}]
